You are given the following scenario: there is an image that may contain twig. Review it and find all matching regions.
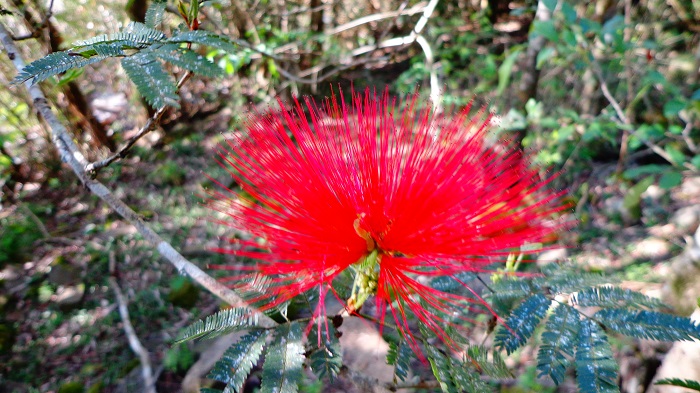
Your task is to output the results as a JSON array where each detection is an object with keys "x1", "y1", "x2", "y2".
[
  {"x1": 589, "y1": 60, "x2": 695, "y2": 171},
  {"x1": 326, "y1": 3, "x2": 427, "y2": 35},
  {"x1": 0, "y1": 21, "x2": 277, "y2": 329},
  {"x1": 17, "y1": 199, "x2": 50, "y2": 238},
  {"x1": 387, "y1": 380, "x2": 441, "y2": 390},
  {"x1": 415, "y1": 34, "x2": 440, "y2": 112},
  {"x1": 615, "y1": 0, "x2": 633, "y2": 175},
  {"x1": 9, "y1": 0, "x2": 54, "y2": 41},
  {"x1": 275, "y1": 56, "x2": 384, "y2": 85},
  {"x1": 109, "y1": 251, "x2": 157, "y2": 393},
  {"x1": 270, "y1": 0, "x2": 438, "y2": 93},
  {"x1": 350, "y1": 0, "x2": 438, "y2": 57},
  {"x1": 680, "y1": 112, "x2": 699, "y2": 154},
  {"x1": 85, "y1": 71, "x2": 193, "y2": 175}
]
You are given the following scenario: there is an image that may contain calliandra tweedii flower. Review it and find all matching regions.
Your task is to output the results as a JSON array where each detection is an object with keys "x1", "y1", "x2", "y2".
[{"x1": 208, "y1": 88, "x2": 567, "y2": 348}]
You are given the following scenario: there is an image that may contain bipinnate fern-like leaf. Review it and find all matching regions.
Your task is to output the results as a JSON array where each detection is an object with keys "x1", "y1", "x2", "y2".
[
  {"x1": 464, "y1": 345, "x2": 511, "y2": 379},
  {"x1": 13, "y1": 51, "x2": 107, "y2": 85},
  {"x1": 425, "y1": 345, "x2": 461, "y2": 393},
  {"x1": 260, "y1": 322, "x2": 305, "y2": 393},
  {"x1": 233, "y1": 274, "x2": 291, "y2": 317},
  {"x1": 154, "y1": 47, "x2": 224, "y2": 77},
  {"x1": 430, "y1": 272, "x2": 478, "y2": 294},
  {"x1": 386, "y1": 340, "x2": 413, "y2": 382},
  {"x1": 575, "y1": 319, "x2": 620, "y2": 393},
  {"x1": 73, "y1": 22, "x2": 166, "y2": 50},
  {"x1": 145, "y1": 0, "x2": 167, "y2": 28},
  {"x1": 208, "y1": 329, "x2": 269, "y2": 393},
  {"x1": 169, "y1": 30, "x2": 240, "y2": 54},
  {"x1": 420, "y1": 324, "x2": 500, "y2": 393},
  {"x1": 571, "y1": 286, "x2": 667, "y2": 310},
  {"x1": 175, "y1": 307, "x2": 259, "y2": 343},
  {"x1": 542, "y1": 265, "x2": 614, "y2": 293},
  {"x1": 490, "y1": 265, "x2": 614, "y2": 302},
  {"x1": 12, "y1": 18, "x2": 230, "y2": 105},
  {"x1": 122, "y1": 52, "x2": 180, "y2": 109},
  {"x1": 495, "y1": 293, "x2": 552, "y2": 354},
  {"x1": 595, "y1": 309, "x2": 700, "y2": 342},
  {"x1": 307, "y1": 322, "x2": 342, "y2": 380},
  {"x1": 537, "y1": 303, "x2": 580, "y2": 384},
  {"x1": 489, "y1": 278, "x2": 536, "y2": 300},
  {"x1": 655, "y1": 378, "x2": 700, "y2": 392},
  {"x1": 12, "y1": 21, "x2": 166, "y2": 86}
]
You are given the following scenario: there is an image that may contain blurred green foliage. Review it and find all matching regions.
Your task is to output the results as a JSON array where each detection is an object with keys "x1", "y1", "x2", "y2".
[{"x1": 0, "y1": 213, "x2": 43, "y2": 266}]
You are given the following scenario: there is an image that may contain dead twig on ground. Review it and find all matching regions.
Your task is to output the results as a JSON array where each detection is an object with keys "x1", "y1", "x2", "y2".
[{"x1": 109, "y1": 251, "x2": 157, "y2": 393}]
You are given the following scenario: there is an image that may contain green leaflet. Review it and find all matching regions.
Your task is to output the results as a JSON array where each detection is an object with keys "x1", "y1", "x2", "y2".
[
  {"x1": 260, "y1": 322, "x2": 305, "y2": 393},
  {"x1": 386, "y1": 340, "x2": 413, "y2": 382},
  {"x1": 175, "y1": 307, "x2": 259, "y2": 343},
  {"x1": 307, "y1": 322, "x2": 342, "y2": 380},
  {"x1": 537, "y1": 303, "x2": 580, "y2": 384},
  {"x1": 122, "y1": 52, "x2": 180, "y2": 109},
  {"x1": 425, "y1": 345, "x2": 460, "y2": 393},
  {"x1": 154, "y1": 48, "x2": 224, "y2": 77},
  {"x1": 73, "y1": 22, "x2": 166, "y2": 49},
  {"x1": 571, "y1": 286, "x2": 667, "y2": 310},
  {"x1": 595, "y1": 308, "x2": 700, "y2": 342},
  {"x1": 495, "y1": 293, "x2": 552, "y2": 354},
  {"x1": 655, "y1": 378, "x2": 700, "y2": 392},
  {"x1": 208, "y1": 329, "x2": 269, "y2": 393},
  {"x1": 464, "y1": 345, "x2": 511, "y2": 379},
  {"x1": 145, "y1": 0, "x2": 167, "y2": 28},
  {"x1": 169, "y1": 30, "x2": 239, "y2": 54},
  {"x1": 539, "y1": 266, "x2": 614, "y2": 293},
  {"x1": 575, "y1": 319, "x2": 620, "y2": 393},
  {"x1": 421, "y1": 324, "x2": 497, "y2": 393},
  {"x1": 430, "y1": 272, "x2": 478, "y2": 294},
  {"x1": 489, "y1": 278, "x2": 535, "y2": 300},
  {"x1": 14, "y1": 51, "x2": 107, "y2": 85}
]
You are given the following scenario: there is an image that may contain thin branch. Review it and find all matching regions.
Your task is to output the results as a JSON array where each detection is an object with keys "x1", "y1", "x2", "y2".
[
  {"x1": 388, "y1": 380, "x2": 441, "y2": 390},
  {"x1": 0, "y1": 21, "x2": 277, "y2": 329},
  {"x1": 270, "y1": 0, "x2": 439, "y2": 92},
  {"x1": 350, "y1": 0, "x2": 441, "y2": 105},
  {"x1": 11, "y1": 33, "x2": 39, "y2": 41},
  {"x1": 109, "y1": 251, "x2": 157, "y2": 393},
  {"x1": 275, "y1": 55, "x2": 384, "y2": 85},
  {"x1": 589, "y1": 60, "x2": 695, "y2": 171},
  {"x1": 616, "y1": 0, "x2": 633, "y2": 175},
  {"x1": 85, "y1": 71, "x2": 193, "y2": 175},
  {"x1": 326, "y1": 3, "x2": 427, "y2": 35},
  {"x1": 18, "y1": 199, "x2": 50, "y2": 238},
  {"x1": 350, "y1": 0, "x2": 439, "y2": 57},
  {"x1": 680, "y1": 112, "x2": 699, "y2": 154}
]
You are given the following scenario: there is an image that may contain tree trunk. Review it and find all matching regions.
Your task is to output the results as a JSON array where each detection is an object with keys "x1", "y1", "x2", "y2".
[
  {"x1": 512, "y1": 0, "x2": 550, "y2": 149},
  {"x1": 15, "y1": 0, "x2": 115, "y2": 151},
  {"x1": 126, "y1": 0, "x2": 148, "y2": 23}
]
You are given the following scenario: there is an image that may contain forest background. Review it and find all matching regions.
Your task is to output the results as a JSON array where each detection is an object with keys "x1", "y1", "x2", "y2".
[{"x1": 1, "y1": 0, "x2": 700, "y2": 392}]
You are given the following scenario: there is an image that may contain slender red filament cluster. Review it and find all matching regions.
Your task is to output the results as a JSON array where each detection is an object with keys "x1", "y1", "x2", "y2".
[{"x1": 207, "y1": 88, "x2": 568, "y2": 350}]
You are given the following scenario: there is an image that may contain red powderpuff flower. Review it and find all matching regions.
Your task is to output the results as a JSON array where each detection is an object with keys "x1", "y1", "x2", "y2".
[{"x1": 207, "y1": 88, "x2": 568, "y2": 349}]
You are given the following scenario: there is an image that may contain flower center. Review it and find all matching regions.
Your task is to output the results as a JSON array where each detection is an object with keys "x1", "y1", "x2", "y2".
[{"x1": 348, "y1": 214, "x2": 382, "y2": 312}]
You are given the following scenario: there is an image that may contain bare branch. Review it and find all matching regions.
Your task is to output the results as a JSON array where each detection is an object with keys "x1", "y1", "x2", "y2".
[
  {"x1": 85, "y1": 71, "x2": 193, "y2": 175},
  {"x1": 0, "y1": 21, "x2": 277, "y2": 329},
  {"x1": 326, "y1": 2, "x2": 427, "y2": 35},
  {"x1": 109, "y1": 251, "x2": 157, "y2": 393},
  {"x1": 270, "y1": 0, "x2": 439, "y2": 93},
  {"x1": 588, "y1": 57, "x2": 695, "y2": 171}
]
